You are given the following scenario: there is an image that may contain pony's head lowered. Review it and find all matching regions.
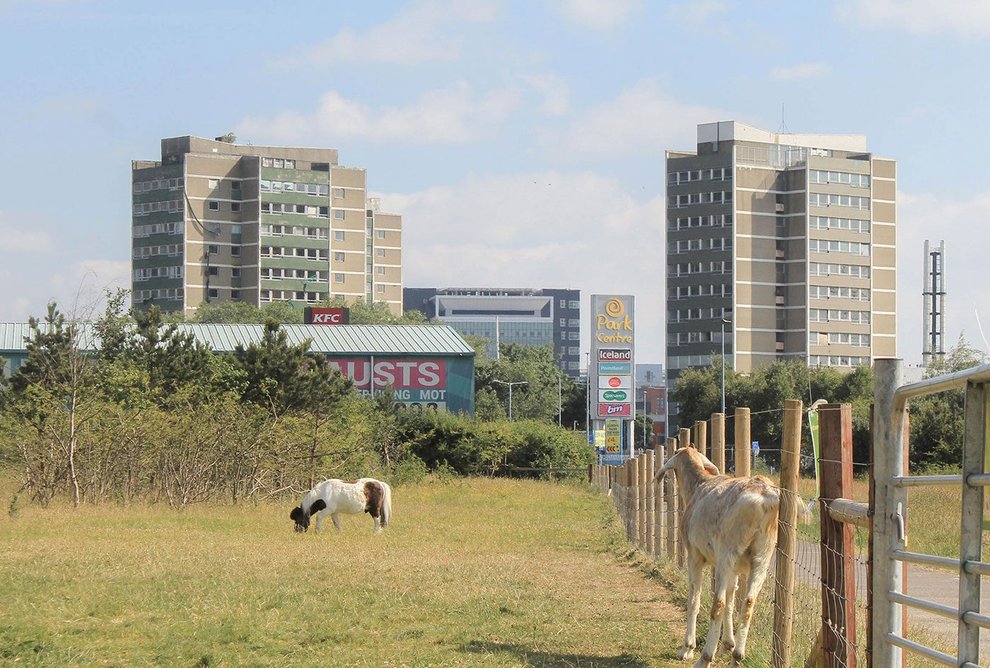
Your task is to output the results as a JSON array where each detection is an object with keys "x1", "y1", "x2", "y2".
[{"x1": 289, "y1": 499, "x2": 326, "y2": 532}]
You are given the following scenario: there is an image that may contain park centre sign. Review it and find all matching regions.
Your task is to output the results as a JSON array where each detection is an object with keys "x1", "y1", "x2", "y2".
[{"x1": 590, "y1": 295, "x2": 635, "y2": 463}]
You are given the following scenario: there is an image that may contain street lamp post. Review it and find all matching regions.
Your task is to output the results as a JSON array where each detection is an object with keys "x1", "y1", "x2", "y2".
[
  {"x1": 493, "y1": 380, "x2": 528, "y2": 422},
  {"x1": 721, "y1": 317, "x2": 731, "y2": 415}
]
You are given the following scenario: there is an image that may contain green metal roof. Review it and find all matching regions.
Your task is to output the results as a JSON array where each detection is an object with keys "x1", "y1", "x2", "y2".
[
  {"x1": 0, "y1": 323, "x2": 475, "y2": 357},
  {"x1": 0, "y1": 323, "x2": 101, "y2": 351}
]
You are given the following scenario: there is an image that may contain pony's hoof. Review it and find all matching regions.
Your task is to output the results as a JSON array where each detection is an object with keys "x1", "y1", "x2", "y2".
[
  {"x1": 692, "y1": 657, "x2": 711, "y2": 668},
  {"x1": 678, "y1": 645, "x2": 694, "y2": 660},
  {"x1": 721, "y1": 639, "x2": 735, "y2": 652},
  {"x1": 730, "y1": 650, "x2": 745, "y2": 666}
]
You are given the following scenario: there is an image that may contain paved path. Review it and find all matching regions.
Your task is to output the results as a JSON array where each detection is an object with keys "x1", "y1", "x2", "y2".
[
  {"x1": 904, "y1": 562, "x2": 990, "y2": 659},
  {"x1": 789, "y1": 540, "x2": 989, "y2": 661}
]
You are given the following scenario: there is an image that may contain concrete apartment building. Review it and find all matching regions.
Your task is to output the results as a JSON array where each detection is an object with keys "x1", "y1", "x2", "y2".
[
  {"x1": 131, "y1": 136, "x2": 402, "y2": 317},
  {"x1": 404, "y1": 287, "x2": 582, "y2": 377},
  {"x1": 666, "y1": 121, "x2": 896, "y2": 429}
]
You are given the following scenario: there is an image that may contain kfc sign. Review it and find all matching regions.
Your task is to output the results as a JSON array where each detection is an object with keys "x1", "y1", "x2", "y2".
[{"x1": 305, "y1": 307, "x2": 350, "y2": 325}]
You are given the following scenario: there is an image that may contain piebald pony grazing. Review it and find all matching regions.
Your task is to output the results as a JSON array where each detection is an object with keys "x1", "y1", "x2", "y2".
[
  {"x1": 655, "y1": 446, "x2": 808, "y2": 668},
  {"x1": 290, "y1": 478, "x2": 392, "y2": 535}
]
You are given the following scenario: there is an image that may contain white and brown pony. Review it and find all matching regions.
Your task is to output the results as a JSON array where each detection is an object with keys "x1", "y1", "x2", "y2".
[{"x1": 290, "y1": 478, "x2": 392, "y2": 535}]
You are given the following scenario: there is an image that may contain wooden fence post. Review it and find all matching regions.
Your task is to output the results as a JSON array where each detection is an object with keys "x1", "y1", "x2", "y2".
[
  {"x1": 652, "y1": 447, "x2": 663, "y2": 559},
  {"x1": 631, "y1": 456, "x2": 640, "y2": 544},
  {"x1": 645, "y1": 450, "x2": 655, "y2": 555},
  {"x1": 772, "y1": 399, "x2": 802, "y2": 668},
  {"x1": 695, "y1": 420, "x2": 708, "y2": 458},
  {"x1": 672, "y1": 433, "x2": 687, "y2": 566},
  {"x1": 665, "y1": 437, "x2": 678, "y2": 560},
  {"x1": 820, "y1": 403, "x2": 856, "y2": 668},
  {"x1": 735, "y1": 407, "x2": 751, "y2": 477},
  {"x1": 711, "y1": 412, "x2": 725, "y2": 473},
  {"x1": 636, "y1": 452, "x2": 650, "y2": 550}
]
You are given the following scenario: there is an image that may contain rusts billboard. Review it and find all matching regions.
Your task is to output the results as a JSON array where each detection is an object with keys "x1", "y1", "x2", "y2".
[{"x1": 327, "y1": 356, "x2": 473, "y2": 414}]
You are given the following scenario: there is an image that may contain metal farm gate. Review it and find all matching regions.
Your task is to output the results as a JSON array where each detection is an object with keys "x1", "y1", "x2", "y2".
[
  {"x1": 594, "y1": 358, "x2": 990, "y2": 666},
  {"x1": 873, "y1": 359, "x2": 990, "y2": 667}
]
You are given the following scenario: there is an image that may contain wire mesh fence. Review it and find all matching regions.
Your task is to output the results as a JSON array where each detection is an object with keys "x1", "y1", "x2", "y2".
[{"x1": 592, "y1": 401, "x2": 869, "y2": 667}]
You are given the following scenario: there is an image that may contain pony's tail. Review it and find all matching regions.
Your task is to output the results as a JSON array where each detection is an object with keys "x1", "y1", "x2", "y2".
[{"x1": 380, "y1": 482, "x2": 392, "y2": 528}]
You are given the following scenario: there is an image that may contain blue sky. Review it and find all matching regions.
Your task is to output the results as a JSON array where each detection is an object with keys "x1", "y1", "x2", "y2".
[{"x1": 2, "y1": 0, "x2": 989, "y2": 366}]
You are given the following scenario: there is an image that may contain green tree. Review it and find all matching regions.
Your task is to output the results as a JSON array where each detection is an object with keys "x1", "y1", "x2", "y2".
[
  {"x1": 234, "y1": 320, "x2": 352, "y2": 416},
  {"x1": 672, "y1": 358, "x2": 876, "y2": 468},
  {"x1": 910, "y1": 335, "x2": 988, "y2": 469},
  {"x1": 475, "y1": 344, "x2": 572, "y2": 424},
  {"x1": 670, "y1": 358, "x2": 729, "y2": 427},
  {"x1": 633, "y1": 414, "x2": 654, "y2": 452},
  {"x1": 100, "y1": 306, "x2": 218, "y2": 406},
  {"x1": 322, "y1": 296, "x2": 429, "y2": 324},
  {"x1": 7, "y1": 303, "x2": 99, "y2": 506}
]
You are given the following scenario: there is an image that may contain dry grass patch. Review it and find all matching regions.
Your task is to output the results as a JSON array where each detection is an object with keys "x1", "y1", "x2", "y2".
[{"x1": 2, "y1": 476, "x2": 686, "y2": 666}]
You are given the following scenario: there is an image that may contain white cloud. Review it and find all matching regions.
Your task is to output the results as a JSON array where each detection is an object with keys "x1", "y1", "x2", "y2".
[
  {"x1": 770, "y1": 62, "x2": 829, "y2": 81},
  {"x1": 0, "y1": 259, "x2": 130, "y2": 323},
  {"x1": 538, "y1": 79, "x2": 734, "y2": 160},
  {"x1": 837, "y1": 0, "x2": 990, "y2": 38},
  {"x1": 0, "y1": 220, "x2": 52, "y2": 253},
  {"x1": 666, "y1": 0, "x2": 731, "y2": 26},
  {"x1": 237, "y1": 82, "x2": 521, "y2": 145},
  {"x1": 277, "y1": 0, "x2": 498, "y2": 66},
  {"x1": 375, "y1": 170, "x2": 668, "y2": 362},
  {"x1": 522, "y1": 73, "x2": 570, "y2": 116},
  {"x1": 555, "y1": 0, "x2": 643, "y2": 29},
  {"x1": 897, "y1": 189, "x2": 990, "y2": 363}
]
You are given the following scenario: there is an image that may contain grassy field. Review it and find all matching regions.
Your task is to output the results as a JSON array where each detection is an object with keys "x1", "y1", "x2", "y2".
[
  {"x1": 791, "y1": 474, "x2": 988, "y2": 557},
  {"x1": 1, "y1": 476, "x2": 689, "y2": 667}
]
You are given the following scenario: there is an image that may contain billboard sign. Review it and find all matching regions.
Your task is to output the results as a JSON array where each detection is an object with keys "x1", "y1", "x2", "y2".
[
  {"x1": 598, "y1": 402, "x2": 632, "y2": 417},
  {"x1": 590, "y1": 295, "x2": 635, "y2": 421},
  {"x1": 603, "y1": 375, "x2": 631, "y2": 389},
  {"x1": 304, "y1": 307, "x2": 350, "y2": 325},
  {"x1": 604, "y1": 419, "x2": 622, "y2": 454},
  {"x1": 598, "y1": 361, "x2": 632, "y2": 374},
  {"x1": 601, "y1": 419, "x2": 624, "y2": 465},
  {"x1": 598, "y1": 389, "x2": 629, "y2": 402},
  {"x1": 326, "y1": 357, "x2": 473, "y2": 413}
]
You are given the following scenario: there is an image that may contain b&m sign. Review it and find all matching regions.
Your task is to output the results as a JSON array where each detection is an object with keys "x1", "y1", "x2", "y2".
[{"x1": 598, "y1": 403, "x2": 632, "y2": 417}]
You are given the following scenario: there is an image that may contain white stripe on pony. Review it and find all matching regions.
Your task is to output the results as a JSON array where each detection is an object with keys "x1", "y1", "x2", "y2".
[{"x1": 290, "y1": 478, "x2": 392, "y2": 535}]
